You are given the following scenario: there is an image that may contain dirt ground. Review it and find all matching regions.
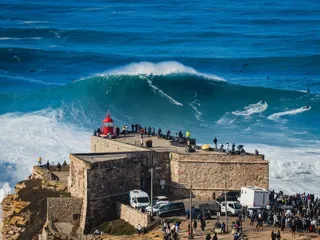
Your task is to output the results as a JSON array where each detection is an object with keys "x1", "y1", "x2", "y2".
[{"x1": 98, "y1": 216, "x2": 320, "y2": 240}]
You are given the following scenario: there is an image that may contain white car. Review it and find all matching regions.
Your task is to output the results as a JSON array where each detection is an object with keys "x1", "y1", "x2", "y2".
[
  {"x1": 153, "y1": 196, "x2": 168, "y2": 203},
  {"x1": 145, "y1": 201, "x2": 169, "y2": 215}
]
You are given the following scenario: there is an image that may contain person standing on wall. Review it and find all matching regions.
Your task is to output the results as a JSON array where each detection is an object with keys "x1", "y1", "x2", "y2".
[
  {"x1": 186, "y1": 130, "x2": 190, "y2": 140},
  {"x1": 38, "y1": 157, "x2": 42, "y2": 166},
  {"x1": 213, "y1": 137, "x2": 218, "y2": 148}
]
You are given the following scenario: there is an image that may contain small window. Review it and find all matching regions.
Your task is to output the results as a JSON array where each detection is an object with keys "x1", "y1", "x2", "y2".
[{"x1": 73, "y1": 214, "x2": 80, "y2": 220}]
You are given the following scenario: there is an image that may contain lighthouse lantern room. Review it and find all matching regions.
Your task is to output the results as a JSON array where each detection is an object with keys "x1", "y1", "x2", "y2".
[{"x1": 101, "y1": 112, "x2": 114, "y2": 135}]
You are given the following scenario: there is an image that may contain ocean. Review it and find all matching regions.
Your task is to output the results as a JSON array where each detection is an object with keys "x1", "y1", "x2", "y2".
[{"x1": 0, "y1": 0, "x2": 319, "y2": 202}]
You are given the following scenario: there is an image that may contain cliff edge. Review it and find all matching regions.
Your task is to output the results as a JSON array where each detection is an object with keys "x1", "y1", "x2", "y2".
[{"x1": 1, "y1": 177, "x2": 68, "y2": 240}]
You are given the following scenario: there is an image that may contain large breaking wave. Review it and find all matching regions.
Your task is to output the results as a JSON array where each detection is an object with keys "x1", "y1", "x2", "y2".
[{"x1": 0, "y1": 62, "x2": 319, "y2": 200}]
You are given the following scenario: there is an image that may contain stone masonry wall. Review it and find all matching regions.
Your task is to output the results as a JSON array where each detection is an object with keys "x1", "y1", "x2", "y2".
[
  {"x1": 116, "y1": 202, "x2": 151, "y2": 228},
  {"x1": 47, "y1": 197, "x2": 82, "y2": 224},
  {"x1": 85, "y1": 156, "x2": 141, "y2": 230},
  {"x1": 170, "y1": 152, "x2": 269, "y2": 198},
  {"x1": 84, "y1": 151, "x2": 170, "y2": 231},
  {"x1": 68, "y1": 154, "x2": 88, "y2": 198},
  {"x1": 68, "y1": 155, "x2": 88, "y2": 230},
  {"x1": 87, "y1": 157, "x2": 142, "y2": 200},
  {"x1": 91, "y1": 136, "x2": 149, "y2": 153}
]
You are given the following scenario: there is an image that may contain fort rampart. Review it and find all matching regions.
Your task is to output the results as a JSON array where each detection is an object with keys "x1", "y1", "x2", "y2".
[
  {"x1": 170, "y1": 152, "x2": 269, "y2": 198},
  {"x1": 67, "y1": 136, "x2": 269, "y2": 233}
]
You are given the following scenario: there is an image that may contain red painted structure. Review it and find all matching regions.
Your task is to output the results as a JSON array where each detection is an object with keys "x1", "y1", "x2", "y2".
[{"x1": 101, "y1": 113, "x2": 114, "y2": 135}]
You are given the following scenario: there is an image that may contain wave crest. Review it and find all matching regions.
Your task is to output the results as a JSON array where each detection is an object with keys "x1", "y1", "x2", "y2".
[
  {"x1": 100, "y1": 61, "x2": 225, "y2": 81},
  {"x1": 268, "y1": 106, "x2": 311, "y2": 121},
  {"x1": 232, "y1": 101, "x2": 268, "y2": 117}
]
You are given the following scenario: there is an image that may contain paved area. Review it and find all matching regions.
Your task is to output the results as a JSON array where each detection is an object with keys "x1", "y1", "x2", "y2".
[
  {"x1": 115, "y1": 134, "x2": 226, "y2": 155},
  {"x1": 174, "y1": 217, "x2": 320, "y2": 240},
  {"x1": 75, "y1": 153, "x2": 128, "y2": 163}
]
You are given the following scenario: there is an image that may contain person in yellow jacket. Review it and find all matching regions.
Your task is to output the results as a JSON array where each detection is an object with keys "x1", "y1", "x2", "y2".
[
  {"x1": 38, "y1": 157, "x2": 42, "y2": 166},
  {"x1": 186, "y1": 131, "x2": 190, "y2": 138}
]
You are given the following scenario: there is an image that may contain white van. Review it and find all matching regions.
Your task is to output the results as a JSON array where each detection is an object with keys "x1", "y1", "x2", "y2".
[
  {"x1": 239, "y1": 186, "x2": 269, "y2": 208},
  {"x1": 220, "y1": 201, "x2": 242, "y2": 216},
  {"x1": 129, "y1": 190, "x2": 150, "y2": 209}
]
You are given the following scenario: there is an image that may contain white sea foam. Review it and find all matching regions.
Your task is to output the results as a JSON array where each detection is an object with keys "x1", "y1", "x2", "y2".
[
  {"x1": 0, "y1": 182, "x2": 11, "y2": 204},
  {"x1": 0, "y1": 37, "x2": 42, "y2": 40},
  {"x1": 189, "y1": 93, "x2": 202, "y2": 120},
  {"x1": 19, "y1": 21, "x2": 48, "y2": 24},
  {"x1": 0, "y1": 109, "x2": 91, "y2": 201},
  {"x1": 104, "y1": 61, "x2": 225, "y2": 81},
  {"x1": 50, "y1": 30, "x2": 61, "y2": 39},
  {"x1": 146, "y1": 79, "x2": 183, "y2": 106},
  {"x1": 216, "y1": 114, "x2": 235, "y2": 125},
  {"x1": 232, "y1": 101, "x2": 268, "y2": 117},
  {"x1": 268, "y1": 106, "x2": 311, "y2": 121},
  {"x1": 13, "y1": 55, "x2": 20, "y2": 61},
  {"x1": 244, "y1": 143, "x2": 320, "y2": 196},
  {"x1": 0, "y1": 74, "x2": 64, "y2": 86}
]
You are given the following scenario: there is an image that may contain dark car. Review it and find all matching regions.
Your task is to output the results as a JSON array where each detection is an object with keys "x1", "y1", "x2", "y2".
[
  {"x1": 216, "y1": 191, "x2": 240, "y2": 202},
  {"x1": 199, "y1": 203, "x2": 220, "y2": 215},
  {"x1": 185, "y1": 208, "x2": 211, "y2": 219},
  {"x1": 158, "y1": 202, "x2": 185, "y2": 218}
]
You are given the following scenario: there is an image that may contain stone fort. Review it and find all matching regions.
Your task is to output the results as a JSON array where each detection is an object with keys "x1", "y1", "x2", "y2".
[{"x1": 67, "y1": 134, "x2": 269, "y2": 233}]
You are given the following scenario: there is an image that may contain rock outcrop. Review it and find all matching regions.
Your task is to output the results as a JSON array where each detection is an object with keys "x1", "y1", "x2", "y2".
[{"x1": 1, "y1": 179, "x2": 68, "y2": 240}]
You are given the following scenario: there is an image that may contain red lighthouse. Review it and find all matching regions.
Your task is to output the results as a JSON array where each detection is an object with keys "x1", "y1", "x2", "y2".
[{"x1": 101, "y1": 112, "x2": 114, "y2": 135}]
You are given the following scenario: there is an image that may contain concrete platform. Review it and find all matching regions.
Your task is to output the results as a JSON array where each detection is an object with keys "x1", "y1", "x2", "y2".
[
  {"x1": 114, "y1": 134, "x2": 226, "y2": 155},
  {"x1": 74, "y1": 153, "x2": 128, "y2": 163}
]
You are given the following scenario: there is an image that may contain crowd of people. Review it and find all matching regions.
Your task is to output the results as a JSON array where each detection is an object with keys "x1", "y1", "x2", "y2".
[
  {"x1": 247, "y1": 190, "x2": 320, "y2": 237},
  {"x1": 37, "y1": 157, "x2": 67, "y2": 171},
  {"x1": 93, "y1": 120, "x2": 262, "y2": 156},
  {"x1": 160, "y1": 219, "x2": 181, "y2": 240}
]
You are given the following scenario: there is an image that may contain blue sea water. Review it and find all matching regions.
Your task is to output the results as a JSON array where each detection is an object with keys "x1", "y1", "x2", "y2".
[{"x1": 0, "y1": 0, "x2": 320, "y2": 198}]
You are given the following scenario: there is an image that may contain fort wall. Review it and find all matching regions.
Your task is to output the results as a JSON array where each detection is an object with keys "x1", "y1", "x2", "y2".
[
  {"x1": 68, "y1": 155, "x2": 88, "y2": 230},
  {"x1": 170, "y1": 152, "x2": 269, "y2": 198},
  {"x1": 47, "y1": 197, "x2": 82, "y2": 224},
  {"x1": 68, "y1": 136, "x2": 269, "y2": 233},
  {"x1": 116, "y1": 202, "x2": 151, "y2": 228},
  {"x1": 91, "y1": 136, "x2": 149, "y2": 153},
  {"x1": 68, "y1": 149, "x2": 171, "y2": 232}
]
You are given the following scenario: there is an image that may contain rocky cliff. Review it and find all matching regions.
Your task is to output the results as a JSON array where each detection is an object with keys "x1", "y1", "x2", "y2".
[{"x1": 1, "y1": 178, "x2": 68, "y2": 240}]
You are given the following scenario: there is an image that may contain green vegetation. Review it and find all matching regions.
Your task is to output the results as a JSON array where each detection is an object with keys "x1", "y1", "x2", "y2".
[
  {"x1": 94, "y1": 219, "x2": 136, "y2": 235},
  {"x1": 58, "y1": 189, "x2": 71, "y2": 197}
]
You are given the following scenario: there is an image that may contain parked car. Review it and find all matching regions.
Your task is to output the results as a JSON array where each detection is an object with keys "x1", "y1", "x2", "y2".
[
  {"x1": 185, "y1": 208, "x2": 211, "y2": 219},
  {"x1": 199, "y1": 203, "x2": 220, "y2": 215},
  {"x1": 216, "y1": 191, "x2": 240, "y2": 202},
  {"x1": 145, "y1": 201, "x2": 169, "y2": 215},
  {"x1": 158, "y1": 202, "x2": 185, "y2": 218},
  {"x1": 152, "y1": 196, "x2": 168, "y2": 203},
  {"x1": 153, "y1": 202, "x2": 170, "y2": 216}
]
